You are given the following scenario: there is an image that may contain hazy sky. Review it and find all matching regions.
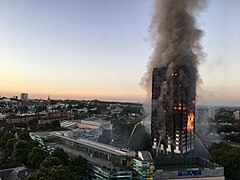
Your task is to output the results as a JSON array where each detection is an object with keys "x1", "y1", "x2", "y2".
[{"x1": 0, "y1": 0, "x2": 240, "y2": 105}]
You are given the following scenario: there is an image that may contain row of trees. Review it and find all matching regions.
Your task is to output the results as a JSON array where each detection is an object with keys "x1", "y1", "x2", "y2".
[
  {"x1": 27, "y1": 147, "x2": 87, "y2": 180},
  {"x1": 0, "y1": 132, "x2": 39, "y2": 169},
  {"x1": 218, "y1": 124, "x2": 240, "y2": 133},
  {"x1": 119, "y1": 105, "x2": 142, "y2": 116},
  {"x1": 210, "y1": 142, "x2": 240, "y2": 179},
  {"x1": 225, "y1": 133, "x2": 240, "y2": 143},
  {"x1": 29, "y1": 119, "x2": 62, "y2": 132},
  {"x1": 0, "y1": 132, "x2": 87, "y2": 179},
  {"x1": 9, "y1": 119, "x2": 62, "y2": 132}
]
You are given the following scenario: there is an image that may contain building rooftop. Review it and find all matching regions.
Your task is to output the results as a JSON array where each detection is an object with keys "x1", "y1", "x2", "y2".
[
  {"x1": 47, "y1": 143, "x2": 128, "y2": 172},
  {"x1": 0, "y1": 166, "x2": 32, "y2": 180},
  {"x1": 154, "y1": 156, "x2": 221, "y2": 170},
  {"x1": 50, "y1": 131, "x2": 135, "y2": 157},
  {"x1": 30, "y1": 131, "x2": 52, "y2": 138}
]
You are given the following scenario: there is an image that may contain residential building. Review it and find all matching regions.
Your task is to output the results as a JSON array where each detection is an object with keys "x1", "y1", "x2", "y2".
[
  {"x1": 151, "y1": 66, "x2": 195, "y2": 156},
  {"x1": 6, "y1": 114, "x2": 35, "y2": 124},
  {"x1": 233, "y1": 110, "x2": 240, "y2": 120},
  {"x1": 132, "y1": 151, "x2": 154, "y2": 180},
  {"x1": 38, "y1": 112, "x2": 73, "y2": 124},
  {"x1": 208, "y1": 108, "x2": 216, "y2": 120},
  {"x1": 20, "y1": 93, "x2": 28, "y2": 102}
]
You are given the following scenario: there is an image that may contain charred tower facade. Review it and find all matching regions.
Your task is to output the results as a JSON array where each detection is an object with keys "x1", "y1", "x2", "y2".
[{"x1": 151, "y1": 65, "x2": 195, "y2": 156}]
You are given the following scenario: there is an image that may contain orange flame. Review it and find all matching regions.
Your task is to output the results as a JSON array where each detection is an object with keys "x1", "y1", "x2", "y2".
[{"x1": 187, "y1": 113, "x2": 194, "y2": 131}]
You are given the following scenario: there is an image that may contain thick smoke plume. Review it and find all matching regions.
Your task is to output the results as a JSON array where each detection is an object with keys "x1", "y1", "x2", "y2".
[{"x1": 141, "y1": 0, "x2": 207, "y2": 129}]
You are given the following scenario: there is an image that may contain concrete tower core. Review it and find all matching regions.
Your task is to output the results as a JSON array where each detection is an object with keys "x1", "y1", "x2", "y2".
[{"x1": 151, "y1": 66, "x2": 195, "y2": 156}]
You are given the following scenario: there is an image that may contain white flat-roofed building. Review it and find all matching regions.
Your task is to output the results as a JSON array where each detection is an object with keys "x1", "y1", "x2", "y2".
[
  {"x1": 233, "y1": 110, "x2": 240, "y2": 120},
  {"x1": 50, "y1": 131, "x2": 135, "y2": 158},
  {"x1": 208, "y1": 108, "x2": 216, "y2": 120},
  {"x1": 76, "y1": 120, "x2": 101, "y2": 129},
  {"x1": 60, "y1": 120, "x2": 77, "y2": 129}
]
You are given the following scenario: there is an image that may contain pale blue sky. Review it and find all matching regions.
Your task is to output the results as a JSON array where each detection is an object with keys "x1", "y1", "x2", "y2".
[
  {"x1": 0, "y1": 0, "x2": 240, "y2": 105},
  {"x1": 199, "y1": 0, "x2": 240, "y2": 105}
]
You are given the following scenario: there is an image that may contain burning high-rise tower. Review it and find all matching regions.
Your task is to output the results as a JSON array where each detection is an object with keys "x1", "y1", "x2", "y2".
[
  {"x1": 151, "y1": 65, "x2": 195, "y2": 156},
  {"x1": 140, "y1": 0, "x2": 206, "y2": 156}
]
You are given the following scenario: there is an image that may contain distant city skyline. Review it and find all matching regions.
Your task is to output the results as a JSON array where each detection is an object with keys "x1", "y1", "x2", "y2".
[{"x1": 1, "y1": 0, "x2": 240, "y2": 106}]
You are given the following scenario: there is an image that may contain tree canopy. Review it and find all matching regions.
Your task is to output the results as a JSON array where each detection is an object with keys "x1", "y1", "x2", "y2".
[
  {"x1": 12, "y1": 140, "x2": 30, "y2": 165},
  {"x1": 40, "y1": 157, "x2": 62, "y2": 168},
  {"x1": 26, "y1": 165, "x2": 77, "y2": 180},
  {"x1": 0, "y1": 132, "x2": 87, "y2": 179},
  {"x1": 0, "y1": 132, "x2": 15, "y2": 147},
  {"x1": 4, "y1": 138, "x2": 18, "y2": 158},
  {"x1": 28, "y1": 147, "x2": 48, "y2": 169},
  {"x1": 211, "y1": 142, "x2": 240, "y2": 179},
  {"x1": 68, "y1": 155, "x2": 87, "y2": 177},
  {"x1": 19, "y1": 132, "x2": 31, "y2": 141},
  {"x1": 51, "y1": 147, "x2": 69, "y2": 165}
]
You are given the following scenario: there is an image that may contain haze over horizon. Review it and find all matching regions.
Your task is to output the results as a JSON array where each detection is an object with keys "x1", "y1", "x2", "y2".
[{"x1": 1, "y1": 0, "x2": 240, "y2": 106}]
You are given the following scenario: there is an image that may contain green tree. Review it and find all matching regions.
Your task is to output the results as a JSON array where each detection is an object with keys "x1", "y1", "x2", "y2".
[
  {"x1": 211, "y1": 142, "x2": 240, "y2": 179},
  {"x1": 26, "y1": 168, "x2": 50, "y2": 180},
  {"x1": 28, "y1": 147, "x2": 48, "y2": 169},
  {"x1": 0, "y1": 132, "x2": 3, "y2": 140},
  {"x1": 26, "y1": 165, "x2": 77, "y2": 180},
  {"x1": 19, "y1": 106, "x2": 29, "y2": 114},
  {"x1": 68, "y1": 155, "x2": 87, "y2": 177},
  {"x1": 0, "y1": 132, "x2": 15, "y2": 147},
  {"x1": 36, "y1": 105, "x2": 47, "y2": 113},
  {"x1": 40, "y1": 157, "x2": 62, "y2": 168},
  {"x1": 224, "y1": 133, "x2": 240, "y2": 143},
  {"x1": 19, "y1": 132, "x2": 31, "y2": 141},
  {"x1": 4, "y1": 138, "x2": 19, "y2": 158},
  {"x1": 50, "y1": 100, "x2": 57, "y2": 105},
  {"x1": 119, "y1": 105, "x2": 142, "y2": 116},
  {"x1": 51, "y1": 120, "x2": 60, "y2": 129},
  {"x1": 29, "y1": 139, "x2": 40, "y2": 149},
  {"x1": 51, "y1": 147, "x2": 69, "y2": 165},
  {"x1": 49, "y1": 165, "x2": 77, "y2": 180},
  {"x1": 12, "y1": 140, "x2": 30, "y2": 165}
]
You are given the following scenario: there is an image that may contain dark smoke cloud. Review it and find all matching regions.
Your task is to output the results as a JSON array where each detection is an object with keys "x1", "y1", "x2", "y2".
[{"x1": 141, "y1": 0, "x2": 207, "y2": 95}]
